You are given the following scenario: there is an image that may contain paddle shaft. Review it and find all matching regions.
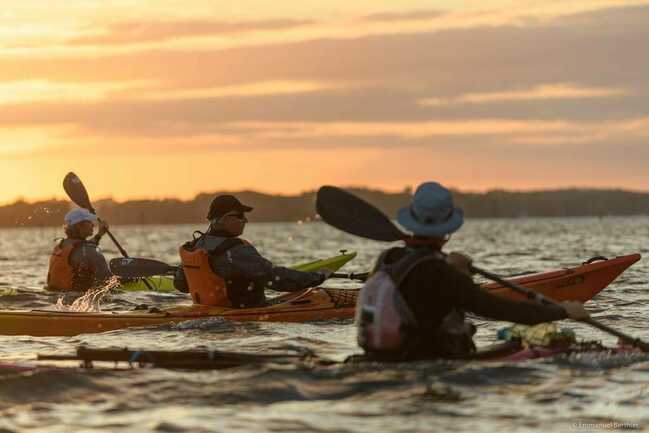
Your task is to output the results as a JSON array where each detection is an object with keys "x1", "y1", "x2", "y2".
[
  {"x1": 473, "y1": 266, "x2": 552, "y2": 305},
  {"x1": 473, "y1": 265, "x2": 649, "y2": 351},
  {"x1": 96, "y1": 218, "x2": 156, "y2": 290},
  {"x1": 98, "y1": 219, "x2": 129, "y2": 258},
  {"x1": 331, "y1": 272, "x2": 368, "y2": 281}
]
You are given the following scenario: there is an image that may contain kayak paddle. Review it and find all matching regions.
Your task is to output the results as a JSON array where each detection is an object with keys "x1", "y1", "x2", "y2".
[
  {"x1": 110, "y1": 257, "x2": 178, "y2": 278},
  {"x1": 317, "y1": 186, "x2": 404, "y2": 241},
  {"x1": 316, "y1": 185, "x2": 649, "y2": 352},
  {"x1": 110, "y1": 257, "x2": 368, "y2": 282},
  {"x1": 331, "y1": 272, "x2": 369, "y2": 282},
  {"x1": 64, "y1": 172, "x2": 156, "y2": 291}
]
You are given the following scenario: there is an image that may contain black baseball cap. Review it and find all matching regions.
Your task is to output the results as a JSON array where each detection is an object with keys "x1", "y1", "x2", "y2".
[{"x1": 207, "y1": 195, "x2": 253, "y2": 220}]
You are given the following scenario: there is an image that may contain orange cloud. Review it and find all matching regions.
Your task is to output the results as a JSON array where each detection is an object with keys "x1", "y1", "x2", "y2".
[
  {"x1": 68, "y1": 19, "x2": 314, "y2": 46},
  {"x1": 419, "y1": 83, "x2": 627, "y2": 106},
  {"x1": 359, "y1": 9, "x2": 446, "y2": 22}
]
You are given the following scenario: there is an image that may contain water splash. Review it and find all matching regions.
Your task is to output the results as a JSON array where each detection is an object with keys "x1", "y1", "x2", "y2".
[{"x1": 54, "y1": 277, "x2": 121, "y2": 312}]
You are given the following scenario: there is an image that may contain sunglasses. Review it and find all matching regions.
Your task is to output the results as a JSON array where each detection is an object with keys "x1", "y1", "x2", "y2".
[{"x1": 221, "y1": 212, "x2": 247, "y2": 221}]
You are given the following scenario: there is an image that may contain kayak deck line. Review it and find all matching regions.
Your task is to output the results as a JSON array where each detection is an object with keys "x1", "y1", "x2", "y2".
[{"x1": 35, "y1": 346, "x2": 314, "y2": 370}]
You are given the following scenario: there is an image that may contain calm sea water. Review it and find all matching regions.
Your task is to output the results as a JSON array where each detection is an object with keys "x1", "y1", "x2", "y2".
[{"x1": 1, "y1": 218, "x2": 649, "y2": 433}]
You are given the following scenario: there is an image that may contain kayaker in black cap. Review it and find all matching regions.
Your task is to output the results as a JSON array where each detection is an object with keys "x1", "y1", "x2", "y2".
[
  {"x1": 357, "y1": 181, "x2": 590, "y2": 360},
  {"x1": 174, "y1": 195, "x2": 332, "y2": 308},
  {"x1": 46, "y1": 208, "x2": 111, "y2": 292}
]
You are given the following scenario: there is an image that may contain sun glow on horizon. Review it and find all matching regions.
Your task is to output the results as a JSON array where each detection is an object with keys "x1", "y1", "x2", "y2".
[{"x1": 0, "y1": 0, "x2": 648, "y2": 204}]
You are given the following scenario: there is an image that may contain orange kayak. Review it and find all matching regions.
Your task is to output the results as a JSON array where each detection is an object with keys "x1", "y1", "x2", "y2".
[
  {"x1": 0, "y1": 255, "x2": 638, "y2": 336},
  {"x1": 483, "y1": 254, "x2": 640, "y2": 302},
  {"x1": 0, "y1": 287, "x2": 357, "y2": 337}
]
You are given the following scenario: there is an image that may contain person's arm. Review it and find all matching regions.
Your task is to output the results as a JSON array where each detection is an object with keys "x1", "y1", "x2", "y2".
[
  {"x1": 224, "y1": 244, "x2": 325, "y2": 292},
  {"x1": 91, "y1": 220, "x2": 109, "y2": 245},
  {"x1": 173, "y1": 267, "x2": 190, "y2": 293},
  {"x1": 441, "y1": 262, "x2": 569, "y2": 325},
  {"x1": 270, "y1": 266, "x2": 327, "y2": 291}
]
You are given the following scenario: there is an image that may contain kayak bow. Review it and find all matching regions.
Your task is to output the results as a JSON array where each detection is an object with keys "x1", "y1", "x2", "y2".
[{"x1": 483, "y1": 254, "x2": 640, "y2": 302}]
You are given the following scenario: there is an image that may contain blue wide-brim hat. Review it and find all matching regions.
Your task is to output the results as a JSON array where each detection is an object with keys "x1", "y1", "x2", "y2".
[{"x1": 397, "y1": 182, "x2": 464, "y2": 237}]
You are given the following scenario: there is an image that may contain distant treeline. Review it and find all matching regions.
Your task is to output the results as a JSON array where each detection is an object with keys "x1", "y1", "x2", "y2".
[{"x1": 3, "y1": 188, "x2": 649, "y2": 227}]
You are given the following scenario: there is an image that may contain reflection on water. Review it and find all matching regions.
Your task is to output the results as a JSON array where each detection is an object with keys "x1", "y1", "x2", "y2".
[{"x1": 0, "y1": 218, "x2": 648, "y2": 432}]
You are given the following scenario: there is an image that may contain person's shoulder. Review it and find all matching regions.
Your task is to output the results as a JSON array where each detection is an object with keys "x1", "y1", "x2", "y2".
[
  {"x1": 408, "y1": 250, "x2": 453, "y2": 276},
  {"x1": 230, "y1": 239, "x2": 263, "y2": 258},
  {"x1": 223, "y1": 237, "x2": 251, "y2": 250},
  {"x1": 77, "y1": 240, "x2": 102, "y2": 253}
]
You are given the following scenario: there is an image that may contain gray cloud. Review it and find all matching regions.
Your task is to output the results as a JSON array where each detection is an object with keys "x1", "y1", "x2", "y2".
[{"x1": 3, "y1": 4, "x2": 648, "y2": 91}]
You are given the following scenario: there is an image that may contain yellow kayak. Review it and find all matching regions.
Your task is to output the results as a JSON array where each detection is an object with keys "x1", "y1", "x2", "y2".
[{"x1": 119, "y1": 251, "x2": 357, "y2": 292}]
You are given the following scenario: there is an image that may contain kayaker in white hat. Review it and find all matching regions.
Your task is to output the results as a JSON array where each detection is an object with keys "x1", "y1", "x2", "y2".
[
  {"x1": 357, "y1": 181, "x2": 589, "y2": 360},
  {"x1": 174, "y1": 195, "x2": 332, "y2": 308},
  {"x1": 46, "y1": 208, "x2": 111, "y2": 292}
]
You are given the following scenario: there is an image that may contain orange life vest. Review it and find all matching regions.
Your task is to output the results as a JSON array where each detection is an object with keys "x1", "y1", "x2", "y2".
[
  {"x1": 179, "y1": 247, "x2": 232, "y2": 307},
  {"x1": 47, "y1": 240, "x2": 82, "y2": 292}
]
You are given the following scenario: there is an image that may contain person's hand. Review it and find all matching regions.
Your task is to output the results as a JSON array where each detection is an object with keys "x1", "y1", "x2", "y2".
[
  {"x1": 561, "y1": 301, "x2": 590, "y2": 320},
  {"x1": 97, "y1": 220, "x2": 109, "y2": 236},
  {"x1": 446, "y1": 252, "x2": 474, "y2": 276},
  {"x1": 316, "y1": 268, "x2": 334, "y2": 280}
]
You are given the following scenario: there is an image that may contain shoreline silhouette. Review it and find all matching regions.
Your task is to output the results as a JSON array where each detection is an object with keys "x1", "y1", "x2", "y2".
[{"x1": 4, "y1": 187, "x2": 648, "y2": 227}]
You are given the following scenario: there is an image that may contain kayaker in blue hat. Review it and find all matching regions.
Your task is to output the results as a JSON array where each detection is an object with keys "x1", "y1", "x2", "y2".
[
  {"x1": 357, "y1": 181, "x2": 589, "y2": 360},
  {"x1": 174, "y1": 195, "x2": 332, "y2": 308},
  {"x1": 46, "y1": 208, "x2": 111, "y2": 292}
]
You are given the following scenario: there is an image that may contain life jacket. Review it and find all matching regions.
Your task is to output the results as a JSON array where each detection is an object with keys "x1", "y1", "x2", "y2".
[
  {"x1": 179, "y1": 234, "x2": 248, "y2": 307},
  {"x1": 47, "y1": 239, "x2": 92, "y2": 292},
  {"x1": 357, "y1": 247, "x2": 477, "y2": 358}
]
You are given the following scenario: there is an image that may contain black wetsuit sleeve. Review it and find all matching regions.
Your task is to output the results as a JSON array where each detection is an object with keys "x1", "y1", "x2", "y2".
[
  {"x1": 173, "y1": 267, "x2": 190, "y2": 293},
  {"x1": 439, "y1": 262, "x2": 568, "y2": 325},
  {"x1": 269, "y1": 266, "x2": 326, "y2": 291},
  {"x1": 223, "y1": 244, "x2": 325, "y2": 292}
]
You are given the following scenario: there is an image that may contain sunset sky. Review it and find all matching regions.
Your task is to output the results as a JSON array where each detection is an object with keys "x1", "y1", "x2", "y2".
[{"x1": 2, "y1": 0, "x2": 649, "y2": 203}]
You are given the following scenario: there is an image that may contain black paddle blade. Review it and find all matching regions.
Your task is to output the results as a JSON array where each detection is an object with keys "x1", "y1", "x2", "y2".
[
  {"x1": 63, "y1": 172, "x2": 95, "y2": 213},
  {"x1": 316, "y1": 186, "x2": 405, "y2": 242},
  {"x1": 109, "y1": 257, "x2": 177, "y2": 278}
]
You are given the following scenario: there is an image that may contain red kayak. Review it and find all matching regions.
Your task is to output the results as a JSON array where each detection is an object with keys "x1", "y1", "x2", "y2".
[
  {"x1": 483, "y1": 254, "x2": 640, "y2": 302},
  {"x1": 6, "y1": 339, "x2": 641, "y2": 371},
  {"x1": 465, "y1": 340, "x2": 638, "y2": 362}
]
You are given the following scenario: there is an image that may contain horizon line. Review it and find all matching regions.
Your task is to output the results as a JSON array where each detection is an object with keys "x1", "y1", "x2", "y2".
[{"x1": 3, "y1": 184, "x2": 649, "y2": 207}]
